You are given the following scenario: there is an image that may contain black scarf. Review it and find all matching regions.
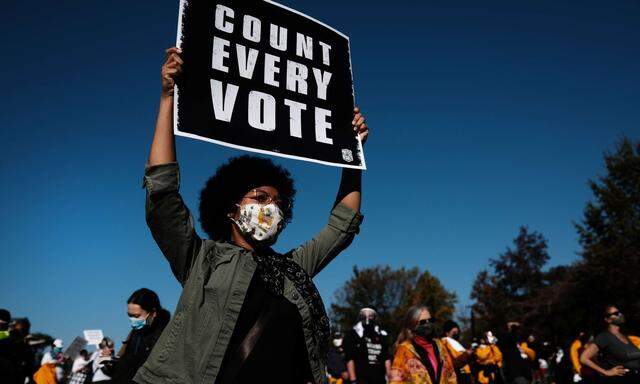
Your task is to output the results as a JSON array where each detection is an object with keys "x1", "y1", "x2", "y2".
[{"x1": 252, "y1": 250, "x2": 330, "y2": 355}]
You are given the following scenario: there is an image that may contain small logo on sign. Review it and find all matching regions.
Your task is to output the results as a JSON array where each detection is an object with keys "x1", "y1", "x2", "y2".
[{"x1": 342, "y1": 149, "x2": 353, "y2": 162}]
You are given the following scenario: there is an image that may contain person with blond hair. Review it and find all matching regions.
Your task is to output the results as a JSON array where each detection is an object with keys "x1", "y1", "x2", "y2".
[{"x1": 389, "y1": 306, "x2": 457, "y2": 384}]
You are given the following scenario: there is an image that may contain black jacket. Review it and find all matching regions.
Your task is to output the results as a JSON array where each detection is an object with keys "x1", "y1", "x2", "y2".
[
  {"x1": 326, "y1": 344, "x2": 347, "y2": 378},
  {"x1": 113, "y1": 309, "x2": 170, "y2": 384},
  {"x1": 0, "y1": 332, "x2": 35, "y2": 384},
  {"x1": 497, "y1": 331, "x2": 532, "y2": 380}
]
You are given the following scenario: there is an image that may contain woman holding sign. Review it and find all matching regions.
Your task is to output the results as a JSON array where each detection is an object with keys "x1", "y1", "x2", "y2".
[{"x1": 133, "y1": 47, "x2": 369, "y2": 384}]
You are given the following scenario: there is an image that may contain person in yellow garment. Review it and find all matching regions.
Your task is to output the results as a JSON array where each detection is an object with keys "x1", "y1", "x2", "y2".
[
  {"x1": 475, "y1": 331, "x2": 502, "y2": 384},
  {"x1": 569, "y1": 331, "x2": 590, "y2": 383},
  {"x1": 629, "y1": 335, "x2": 640, "y2": 348},
  {"x1": 34, "y1": 339, "x2": 66, "y2": 384},
  {"x1": 518, "y1": 340, "x2": 536, "y2": 362},
  {"x1": 389, "y1": 306, "x2": 457, "y2": 384},
  {"x1": 518, "y1": 338, "x2": 537, "y2": 381},
  {"x1": 441, "y1": 320, "x2": 473, "y2": 384}
]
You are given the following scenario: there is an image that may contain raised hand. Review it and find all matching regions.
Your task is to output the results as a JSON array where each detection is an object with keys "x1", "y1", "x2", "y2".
[
  {"x1": 161, "y1": 47, "x2": 184, "y2": 97},
  {"x1": 352, "y1": 107, "x2": 369, "y2": 144}
]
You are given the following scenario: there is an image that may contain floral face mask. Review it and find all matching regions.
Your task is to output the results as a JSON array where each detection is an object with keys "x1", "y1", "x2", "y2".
[{"x1": 231, "y1": 202, "x2": 283, "y2": 243}]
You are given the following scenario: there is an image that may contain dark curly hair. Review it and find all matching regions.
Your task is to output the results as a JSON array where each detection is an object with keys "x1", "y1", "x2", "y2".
[{"x1": 199, "y1": 155, "x2": 296, "y2": 240}]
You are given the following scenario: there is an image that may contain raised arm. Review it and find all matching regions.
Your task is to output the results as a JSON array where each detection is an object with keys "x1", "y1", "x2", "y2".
[
  {"x1": 334, "y1": 107, "x2": 368, "y2": 212},
  {"x1": 292, "y1": 108, "x2": 368, "y2": 275},
  {"x1": 148, "y1": 47, "x2": 182, "y2": 166},
  {"x1": 144, "y1": 47, "x2": 201, "y2": 285}
]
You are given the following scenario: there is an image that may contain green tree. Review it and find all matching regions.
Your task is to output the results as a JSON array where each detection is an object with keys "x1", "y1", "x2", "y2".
[
  {"x1": 573, "y1": 137, "x2": 640, "y2": 332},
  {"x1": 470, "y1": 138, "x2": 640, "y2": 341},
  {"x1": 471, "y1": 226, "x2": 550, "y2": 332},
  {"x1": 330, "y1": 265, "x2": 457, "y2": 339},
  {"x1": 402, "y1": 270, "x2": 458, "y2": 323}
]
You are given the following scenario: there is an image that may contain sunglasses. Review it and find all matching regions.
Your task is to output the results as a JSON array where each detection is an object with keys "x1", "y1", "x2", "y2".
[{"x1": 418, "y1": 318, "x2": 436, "y2": 325}]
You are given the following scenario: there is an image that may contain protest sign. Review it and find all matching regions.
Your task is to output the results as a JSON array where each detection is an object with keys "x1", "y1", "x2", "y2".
[
  {"x1": 174, "y1": 0, "x2": 365, "y2": 169},
  {"x1": 83, "y1": 329, "x2": 104, "y2": 346}
]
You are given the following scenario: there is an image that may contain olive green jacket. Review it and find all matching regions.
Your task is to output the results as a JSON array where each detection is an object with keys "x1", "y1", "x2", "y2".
[{"x1": 134, "y1": 163, "x2": 363, "y2": 384}]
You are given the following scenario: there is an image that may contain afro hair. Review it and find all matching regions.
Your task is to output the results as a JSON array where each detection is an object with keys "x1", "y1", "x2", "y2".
[{"x1": 199, "y1": 155, "x2": 296, "y2": 240}]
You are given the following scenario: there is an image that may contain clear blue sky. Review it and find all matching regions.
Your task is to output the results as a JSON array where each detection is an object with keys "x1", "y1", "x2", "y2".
[{"x1": 2, "y1": 0, "x2": 639, "y2": 348}]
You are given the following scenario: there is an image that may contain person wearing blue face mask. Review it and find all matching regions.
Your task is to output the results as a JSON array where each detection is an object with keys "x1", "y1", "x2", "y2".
[{"x1": 111, "y1": 288, "x2": 170, "y2": 384}]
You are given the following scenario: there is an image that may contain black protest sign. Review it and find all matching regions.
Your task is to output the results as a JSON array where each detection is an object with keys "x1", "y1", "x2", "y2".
[{"x1": 175, "y1": 0, "x2": 366, "y2": 169}]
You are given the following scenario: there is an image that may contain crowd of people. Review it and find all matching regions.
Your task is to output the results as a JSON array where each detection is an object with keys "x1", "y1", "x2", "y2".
[
  {"x1": 2, "y1": 46, "x2": 639, "y2": 384},
  {"x1": 325, "y1": 306, "x2": 640, "y2": 384},
  {"x1": 0, "y1": 288, "x2": 170, "y2": 384},
  {"x1": 3, "y1": 302, "x2": 639, "y2": 384}
]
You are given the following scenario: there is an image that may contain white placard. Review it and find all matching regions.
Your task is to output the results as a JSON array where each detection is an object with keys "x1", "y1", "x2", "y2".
[{"x1": 83, "y1": 329, "x2": 104, "y2": 346}]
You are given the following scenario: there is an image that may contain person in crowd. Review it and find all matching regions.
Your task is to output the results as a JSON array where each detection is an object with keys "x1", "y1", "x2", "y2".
[
  {"x1": 133, "y1": 46, "x2": 368, "y2": 384},
  {"x1": 519, "y1": 335, "x2": 538, "y2": 382},
  {"x1": 569, "y1": 331, "x2": 588, "y2": 383},
  {"x1": 326, "y1": 332, "x2": 348, "y2": 384},
  {"x1": 37, "y1": 339, "x2": 66, "y2": 383},
  {"x1": 0, "y1": 309, "x2": 10, "y2": 340},
  {"x1": 536, "y1": 341, "x2": 553, "y2": 384},
  {"x1": 518, "y1": 336, "x2": 536, "y2": 363},
  {"x1": 69, "y1": 349, "x2": 92, "y2": 384},
  {"x1": 112, "y1": 288, "x2": 170, "y2": 384},
  {"x1": 580, "y1": 305, "x2": 640, "y2": 383},
  {"x1": 548, "y1": 344, "x2": 571, "y2": 384},
  {"x1": 629, "y1": 335, "x2": 640, "y2": 348},
  {"x1": 92, "y1": 337, "x2": 115, "y2": 383},
  {"x1": 40, "y1": 339, "x2": 64, "y2": 366},
  {"x1": 0, "y1": 314, "x2": 35, "y2": 384},
  {"x1": 389, "y1": 305, "x2": 457, "y2": 384},
  {"x1": 441, "y1": 320, "x2": 473, "y2": 384},
  {"x1": 497, "y1": 322, "x2": 532, "y2": 384},
  {"x1": 343, "y1": 308, "x2": 390, "y2": 384},
  {"x1": 475, "y1": 331, "x2": 502, "y2": 384}
]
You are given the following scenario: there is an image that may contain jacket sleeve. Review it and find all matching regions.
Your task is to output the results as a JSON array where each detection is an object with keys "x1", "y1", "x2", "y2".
[
  {"x1": 143, "y1": 163, "x2": 202, "y2": 285},
  {"x1": 493, "y1": 345, "x2": 503, "y2": 366},
  {"x1": 520, "y1": 342, "x2": 536, "y2": 361},
  {"x1": 475, "y1": 347, "x2": 490, "y2": 365},
  {"x1": 388, "y1": 345, "x2": 410, "y2": 384},
  {"x1": 629, "y1": 335, "x2": 640, "y2": 348},
  {"x1": 569, "y1": 341, "x2": 582, "y2": 374},
  {"x1": 443, "y1": 351, "x2": 458, "y2": 384},
  {"x1": 291, "y1": 203, "x2": 363, "y2": 277}
]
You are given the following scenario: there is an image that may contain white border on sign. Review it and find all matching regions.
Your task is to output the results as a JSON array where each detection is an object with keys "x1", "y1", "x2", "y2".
[{"x1": 173, "y1": 0, "x2": 366, "y2": 170}]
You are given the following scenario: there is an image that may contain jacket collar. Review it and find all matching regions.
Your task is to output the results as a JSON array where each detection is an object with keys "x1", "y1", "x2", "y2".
[{"x1": 406, "y1": 339, "x2": 445, "y2": 384}]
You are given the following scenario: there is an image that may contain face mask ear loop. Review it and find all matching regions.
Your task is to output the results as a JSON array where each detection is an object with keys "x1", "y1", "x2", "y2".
[{"x1": 228, "y1": 203, "x2": 242, "y2": 225}]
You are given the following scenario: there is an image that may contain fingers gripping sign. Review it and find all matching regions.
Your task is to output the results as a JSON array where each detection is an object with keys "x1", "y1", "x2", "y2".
[
  {"x1": 351, "y1": 107, "x2": 369, "y2": 144},
  {"x1": 162, "y1": 47, "x2": 183, "y2": 97}
]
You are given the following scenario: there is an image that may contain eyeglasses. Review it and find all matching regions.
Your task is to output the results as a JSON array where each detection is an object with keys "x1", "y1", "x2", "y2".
[
  {"x1": 418, "y1": 318, "x2": 436, "y2": 325},
  {"x1": 607, "y1": 311, "x2": 622, "y2": 318},
  {"x1": 242, "y1": 189, "x2": 290, "y2": 209}
]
